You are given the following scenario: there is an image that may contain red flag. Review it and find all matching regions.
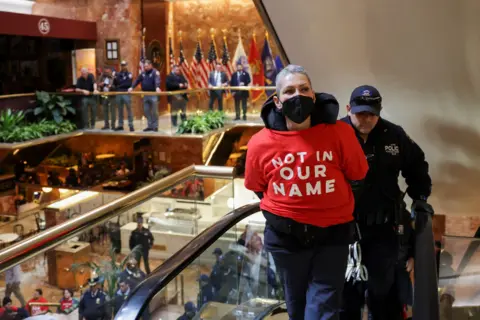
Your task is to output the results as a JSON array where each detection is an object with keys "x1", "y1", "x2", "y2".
[{"x1": 248, "y1": 36, "x2": 265, "y2": 102}]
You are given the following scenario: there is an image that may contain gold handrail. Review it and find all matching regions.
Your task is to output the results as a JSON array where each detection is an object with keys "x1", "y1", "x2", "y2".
[
  {"x1": 0, "y1": 165, "x2": 235, "y2": 274},
  {"x1": 0, "y1": 86, "x2": 276, "y2": 100}
]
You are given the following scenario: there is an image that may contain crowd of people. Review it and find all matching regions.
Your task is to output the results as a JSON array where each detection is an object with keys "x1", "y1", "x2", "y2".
[{"x1": 74, "y1": 60, "x2": 252, "y2": 131}]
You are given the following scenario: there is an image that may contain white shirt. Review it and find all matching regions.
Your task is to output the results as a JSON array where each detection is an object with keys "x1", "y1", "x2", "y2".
[{"x1": 215, "y1": 72, "x2": 222, "y2": 86}]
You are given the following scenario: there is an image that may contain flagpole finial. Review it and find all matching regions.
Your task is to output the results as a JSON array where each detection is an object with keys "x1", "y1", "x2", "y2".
[
  {"x1": 221, "y1": 29, "x2": 228, "y2": 40},
  {"x1": 178, "y1": 30, "x2": 183, "y2": 40},
  {"x1": 265, "y1": 31, "x2": 269, "y2": 39}
]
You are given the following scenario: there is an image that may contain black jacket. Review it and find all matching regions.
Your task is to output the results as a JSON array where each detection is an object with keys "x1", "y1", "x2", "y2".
[
  {"x1": 260, "y1": 92, "x2": 339, "y2": 131},
  {"x1": 341, "y1": 116, "x2": 432, "y2": 225},
  {"x1": 129, "y1": 227, "x2": 154, "y2": 252},
  {"x1": 166, "y1": 72, "x2": 189, "y2": 103}
]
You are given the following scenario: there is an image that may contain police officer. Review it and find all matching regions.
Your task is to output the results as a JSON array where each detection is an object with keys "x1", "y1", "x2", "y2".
[
  {"x1": 114, "y1": 61, "x2": 134, "y2": 132},
  {"x1": 210, "y1": 248, "x2": 223, "y2": 294},
  {"x1": 340, "y1": 85, "x2": 433, "y2": 320},
  {"x1": 118, "y1": 257, "x2": 146, "y2": 290},
  {"x1": 166, "y1": 65, "x2": 189, "y2": 127},
  {"x1": 129, "y1": 216, "x2": 154, "y2": 274},
  {"x1": 197, "y1": 274, "x2": 214, "y2": 310},
  {"x1": 177, "y1": 302, "x2": 196, "y2": 320},
  {"x1": 128, "y1": 60, "x2": 161, "y2": 132},
  {"x1": 79, "y1": 273, "x2": 110, "y2": 320}
]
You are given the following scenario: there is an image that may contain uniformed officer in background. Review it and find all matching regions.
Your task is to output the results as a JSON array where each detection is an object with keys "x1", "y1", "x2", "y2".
[
  {"x1": 166, "y1": 65, "x2": 189, "y2": 127},
  {"x1": 129, "y1": 60, "x2": 161, "y2": 132},
  {"x1": 97, "y1": 67, "x2": 116, "y2": 130},
  {"x1": 114, "y1": 61, "x2": 134, "y2": 132},
  {"x1": 340, "y1": 85, "x2": 434, "y2": 320},
  {"x1": 79, "y1": 272, "x2": 110, "y2": 320},
  {"x1": 118, "y1": 257, "x2": 146, "y2": 290},
  {"x1": 129, "y1": 216, "x2": 154, "y2": 274}
]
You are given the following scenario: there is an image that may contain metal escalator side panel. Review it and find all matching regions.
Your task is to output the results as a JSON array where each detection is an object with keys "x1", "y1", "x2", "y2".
[
  {"x1": 413, "y1": 216, "x2": 440, "y2": 320},
  {"x1": 114, "y1": 202, "x2": 261, "y2": 320}
]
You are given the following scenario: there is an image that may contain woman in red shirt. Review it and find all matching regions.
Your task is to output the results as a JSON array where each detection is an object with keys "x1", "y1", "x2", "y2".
[{"x1": 244, "y1": 65, "x2": 368, "y2": 320}]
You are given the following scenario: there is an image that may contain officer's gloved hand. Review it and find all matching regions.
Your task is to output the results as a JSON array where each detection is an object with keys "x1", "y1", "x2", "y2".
[{"x1": 412, "y1": 199, "x2": 434, "y2": 233}]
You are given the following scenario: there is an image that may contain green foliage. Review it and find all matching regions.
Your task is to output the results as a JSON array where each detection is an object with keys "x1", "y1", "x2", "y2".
[
  {"x1": 43, "y1": 154, "x2": 78, "y2": 167},
  {"x1": 0, "y1": 109, "x2": 25, "y2": 131},
  {"x1": 176, "y1": 111, "x2": 226, "y2": 134},
  {"x1": 0, "y1": 119, "x2": 77, "y2": 143},
  {"x1": 34, "y1": 91, "x2": 76, "y2": 124},
  {"x1": 71, "y1": 245, "x2": 143, "y2": 299}
]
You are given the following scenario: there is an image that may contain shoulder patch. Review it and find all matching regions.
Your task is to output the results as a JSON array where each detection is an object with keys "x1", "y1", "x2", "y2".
[
  {"x1": 128, "y1": 73, "x2": 132, "y2": 79},
  {"x1": 156, "y1": 71, "x2": 160, "y2": 76}
]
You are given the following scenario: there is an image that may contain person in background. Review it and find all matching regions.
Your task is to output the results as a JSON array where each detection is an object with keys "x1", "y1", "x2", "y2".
[
  {"x1": 129, "y1": 60, "x2": 161, "y2": 132},
  {"x1": 0, "y1": 297, "x2": 29, "y2": 320},
  {"x1": 75, "y1": 67, "x2": 98, "y2": 129},
  {"x1": 118, "y1": 257, "x2": 146, "y2": 290},
  {"x1": 114, "y1": 61, "x2": 134, "y2": 132},
  {"x1": 57, "y1": 289, "x2": 78, "y2": 315},
  {"x1": 116, "y1": 162, "x2": 130, "y2": 177},
  {"x1": 177, "y1": 302, "x2": 196, "y2": 320},
  {"x1": 129, "y1": 217, "x2": 154, "y2": 274},
  {"x1": 5, "y1": 265, "x2": 26, "y2": 307},
  {"x1": 65, "y1": 168, "x2": 79, "y2": 187},
  {"x1": 208, "y1": 62, "x2": 229, "y2": 111},
  {"x1": 26, "y1": 289, "x2": 48, "y2": 316},
  {"x1": 244, "y1": 64, "x2": 368, "y2": 320},
  {"x1": 79, "y1": 273, "x2": 110, "y2": 320},
  {"x1": 210, "y1": 248, "x2": 223, "y2": 294},
  {"x1": 230, "y1": 63, "x2": 251, "y2": 120},
  {"x1": 97, "y1": 67, "x2": 116, "y2": 130},
  {"x1": 114, "y1": 280, "x2": 130, "y2": 315},
  {"x1": 197, "y1": 275, "x2": 214, "y2": 310},
  {"x1": 166, "y1": 65, "x2": 189, "y2": 127}
]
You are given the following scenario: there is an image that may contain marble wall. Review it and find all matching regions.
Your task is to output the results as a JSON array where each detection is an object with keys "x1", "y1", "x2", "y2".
[
  {"x1": 32, "y1": 0, "x2": 141, "y2": 74},
  {"x1": 171, "y1": 0, "x2": 280, "y2": 69}
]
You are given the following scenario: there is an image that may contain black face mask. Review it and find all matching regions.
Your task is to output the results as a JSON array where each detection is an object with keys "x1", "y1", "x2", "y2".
[{"x1": 281, "y1": 95, "x2": 315, "y2": 124}]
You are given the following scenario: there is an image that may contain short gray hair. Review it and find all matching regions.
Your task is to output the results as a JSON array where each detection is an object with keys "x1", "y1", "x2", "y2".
[
  {"x1": 275, "y1": 64, "x2": 312, "y2": 96},
  {"x1": 80, "y1": 67, "x2": 88, "y2": 73}
]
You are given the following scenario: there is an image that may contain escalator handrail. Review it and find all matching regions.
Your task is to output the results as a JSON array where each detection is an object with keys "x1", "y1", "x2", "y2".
[
  {"x1": 0, "y1": 165, "x2": 235, "y2": 274},
  {"x1": 115, "y1": 202, "x2": 261, "y2": 320}
]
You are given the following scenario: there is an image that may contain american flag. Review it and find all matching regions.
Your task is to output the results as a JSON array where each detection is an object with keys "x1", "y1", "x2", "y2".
[
  {"x1": 169, "y1": 37, "x2": 175, "y2": 70},
  {"x1": 192, "y1": 40, "x2": 209, "y2": 88},
  {"x1": 178, "y1": 39, "x2": 195, "y2": 89},
  {"x1": 207, "y1": 37, "x2": 218, "y2": 71},
  {"x1": 139, "y1": 28, "x2": 146, "y2": 74},
  {"x1": 221, "y1": 36, "x2": 235, "y2": 78}
]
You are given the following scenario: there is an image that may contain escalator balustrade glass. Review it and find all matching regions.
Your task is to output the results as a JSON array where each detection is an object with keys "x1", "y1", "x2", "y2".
[{"x1": 0, "y1": 167, "x2": 234, "y2": 319}]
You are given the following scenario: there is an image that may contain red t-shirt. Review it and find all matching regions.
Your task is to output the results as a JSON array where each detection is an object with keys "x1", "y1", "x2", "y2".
[
  {"x1": 27, "y1": 297, "x2": 49, "y2": 316},
  {"x1": 244, "y1": 121, "x2": 368, "y2": 227}
]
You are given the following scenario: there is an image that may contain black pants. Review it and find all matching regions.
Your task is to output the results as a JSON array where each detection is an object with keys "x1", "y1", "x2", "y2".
[
  {"x1": 341, "y1": 225, "x2": 410, "y2": 320},
  {"x1": 136, "y1": 250, "x2": 151, "y2": 274},
  {"x1": 264, "y1": 219, "x2": 353, "y2": 320},
  {"x1": 209, "y1": 91, "x2": 223, "y2": 111},
  {"x1": 234, "y1": 95, "x2": 247, "y2": 119}
]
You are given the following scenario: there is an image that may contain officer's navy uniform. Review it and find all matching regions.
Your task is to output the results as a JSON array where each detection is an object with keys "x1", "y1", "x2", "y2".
[
  {"x1": 79, "y1": 289, "x2": 110, "y2": 320},
  {"x1": 197, "y1": 275, "x2": 215, "y2": 310},
  {"x1": 230, "y1": 70, "x2": 251, "y2": 120},
  {"x1": 132, "y1": 68, "x2": 161, "y2": 131},
  {"x1": 166, "y1": 72, "x2": 188, "y2": 127},
  {"x1": 129, "y1": 226, "x2": 154, "y2": 274},
  {"x1": 113, "y1": 287, "x2": 130, "y2": 315},
  {"x1": 118, "y1": 267, "x2": 146, "y2": 290},
  {"x1": 114, "y1": 64, "x2": 134, "y2": 131},
  {"x1": 340, "y1": 85, "x2": 432, "y2": 320}
]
